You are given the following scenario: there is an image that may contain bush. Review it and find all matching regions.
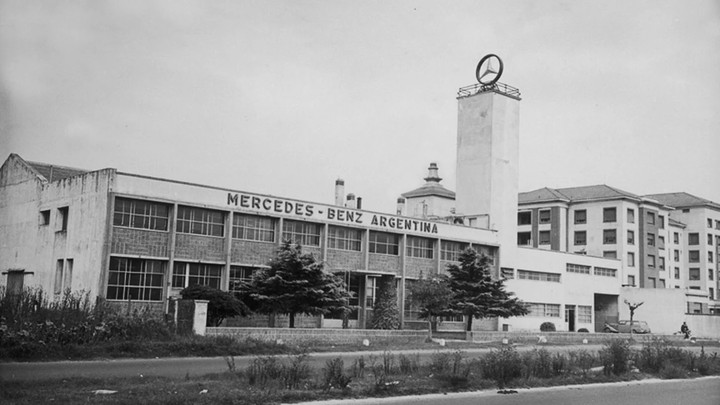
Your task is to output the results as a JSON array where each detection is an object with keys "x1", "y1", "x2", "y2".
[
  {"x1": 599, "y1": 340, "x2": 631, "y2": 375},
  {"x1": 322, "y1": 357, "x2": 352, "y2": 390},
  {"x1": 179, "y1": 285, "x2": 250, "y2": 326},
  {"x1": 482, "y1": 346, "x2": 522, "y2": 389},
  {"x1": 577, "y1": 328, "x2": 589, "y2": 333},
  {"x1": 540, "y1": 322, "x2": 556, "y2": 332}
]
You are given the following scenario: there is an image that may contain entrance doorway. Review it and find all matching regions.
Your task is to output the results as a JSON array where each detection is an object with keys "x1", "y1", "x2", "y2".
[{"x1": 565, "y1": 305, "x2": 576, "y2": 332}]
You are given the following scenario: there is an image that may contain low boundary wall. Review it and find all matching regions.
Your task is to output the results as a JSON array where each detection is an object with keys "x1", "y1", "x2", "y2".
[
  {"x1": 468, "y1": 331, "x2": 691, "y2": 344},
  {"x1": 207, "y1": 327, "x2": 428, "y2": 345}
]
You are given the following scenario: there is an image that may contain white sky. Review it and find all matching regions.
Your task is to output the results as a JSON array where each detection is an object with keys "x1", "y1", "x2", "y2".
[{"x1": 1, "y1": 0, "x2": 719, "y2": 213}]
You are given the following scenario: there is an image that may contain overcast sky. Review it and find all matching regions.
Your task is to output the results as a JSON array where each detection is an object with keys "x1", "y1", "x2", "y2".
[{"x1": 1, "y1": 0, "x2": 719, "y2": 213}]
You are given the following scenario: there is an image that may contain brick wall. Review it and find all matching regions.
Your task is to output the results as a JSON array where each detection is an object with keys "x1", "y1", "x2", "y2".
[
  {"x1": 207, "y1": 327, "x2": 427, "y2": 345},
  {"x1": 231, "y1": 240, "x2": 276, "y2": 264},
  {"x1": 368, "y1": 254, "x2": 400, "y2": 274},
  {"x1": 175, "y1": 234, "x2": 225, "y2": 261},
  {"x1": 225, "y1": 313, "x2": 322, "y2": 328},
  {"x1": 111, "y1": 227, "x2": 170, "y2": 257},
  {"x1": 326, "y1": 249, "x2": 363, "y2": 271},
  {"x1": 406, "y1": 257, "x2": 436, "y2": 278}
]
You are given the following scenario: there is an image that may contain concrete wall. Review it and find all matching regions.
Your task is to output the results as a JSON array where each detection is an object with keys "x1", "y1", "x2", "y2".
[{"x1": 207, "y1": 327, "x2": 428, "y2": 345}]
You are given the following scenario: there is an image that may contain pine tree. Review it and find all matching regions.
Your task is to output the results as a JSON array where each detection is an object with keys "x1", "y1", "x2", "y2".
[
  {"x1": 369, "y1": 276, "x2": 400, "y2": 330},
  {"x1": 446, "y1": 247, "x2": 528, "y2": 332},
  {"x1": 246, "y1": 241, "x2": 351, "y2": 328}
]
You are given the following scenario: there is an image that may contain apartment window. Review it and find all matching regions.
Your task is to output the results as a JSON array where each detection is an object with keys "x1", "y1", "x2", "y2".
[
  {"x1": 54, "y1": 259, "x2": 64, "y2": 295},
  {"x1": 57, "y1": 206, "x2": 69, "y2": 232},
  {"x1": 716, "y1": 220, "x2": 720, "y2": 230},
  {"x1": 674, "y1": 267, "x2": 680, "y2": 279},
  {"x1": 566, "y1": 263, "x2": 591, "y2": 274},
  {"x1": 114, "y1": 198, "x2": 170, "y2": 231},
  {"x1": 369, "y1": 231, "x2": 400, "y2": 255},
  {"x1": 328, "y1": 226, "x2": 362, "y2": 251},
  {"x1": 689, "y1": 250, "x2": 700, "y2": 263},
  {"x1": 673, "y1": 232, "x2": 680, "y2": 244},
  {"x1": 407, "y1": 236, "x2": 434, "y2": 259},
  {"x1": 603, "y1": 251, "x2": 617, "y2": 259},
  {"x1": 518, "y1": 232, "x2": 532, "y2": 246},
  {"x1": 39, "y1": 210, "x2": 51, "y2": 226},
  {"x1": 518, "y1": 270, "x2": 560, "y2": 282},
  {"x1": 658, "y1": 236, "x2": 665, "y2": 249},
  {"x1": 172, "y1": 262, "x2": 222, "y2": 290},
  {"x1": 525, "y1": 302, "x2": 561, "y2": 317},
  {"x1": 710, "y1": 288, "x2": 715, "y2": 300},
  {"x1": 501, "y1": 267, "x2": 514, "y2": 279},
  {"x1": 603, "y1": 207, "x2": 617, "y2": 223},
  {"x1": 365, "y1": 277, "x2": 377, "y2": 307},
  {"x1": 441, "y1": 241, "x2": 466, "y2": 261},
  {"x1": 594, "y1": 267, "x2": 617, "y2": 277},
  {"x1": 709, "y1": 234, "x2": 714, "y2": 245},
  {"x1": 627, "y1": 208, "x2": 635, "y2": 223},
  {"x1": 708, "y1": 218, "x2": 713, "y2": 228},
  {"x1": 710, "y1": 269, "x2": 715, "y2": 281},
  {"x1": 627, "y1": 252, "x2": 635, "y2": 267},
  {"x1": 232, "y1": 214, "x2": 276, "y2": 242},
  {"x1": 689, "y1": 268, "x2": 700, "y2": 281},
  {"x1": 574, "y1": 210, "x2": 587, "y2": 224},
  {"x1": 659, "y1": 257, "x2": 665, "y2": 270},
  {"x1": 282, "y1": 220, "x2": 321, "y2": 247},
  {"x1": 648, "y1": 277, "x2": 657, "y2": 288},
  {"x1": 177, "y1": 206, "x2": 224, "y2": 237},
  {"x1": 578, "y1": 306, "x2": 592, "y2": 323},
  {"x1": 229, "y1": 266, "x2": 258, "y2": 291},
  {"x1": 627, "y1": 230, "x2": 635, "y2": 245},
  {"x1": 603, "y1": 229, "x2": 617, "y2": 244},
  {"x1": 574, "y1": 231, "x2": 587, "y2": 246},
  {"x1": 539, "y1": 209, "x2": 551, "y2": 224},
  {"x1": 709, "y1": 251, "x2": 714, "y2": 263},
  {"x1": 646, "y1": 233, "x2": 655, "y2": 246},
  {"x1": 659, "y1": 216, "x2": 665, "y2": 229},
  {"x1": 647, "y1": 255, "x2": 656, "y2": 268},
  {"x1": 674, "y1": 249, "x2": 680, "y2": 262},
  {"x1": 539, "y1": 231, "x2": 551, "y2": 245},
  {"x1": 627, "y1": 275, "x2": 636, "y2": 286},
  {"x1": 517, "y1": 211, "x2": 531, "y2": 225},
  {"x1": 659, "y1": 279, "x2": 666, "y2": 288},
  {"x1": 689, "y1": 233, "x2": 699, "y2": 245},
  {"x1": 107, "y1": 257, "x2": 165, "y2": 301},
  {"x1": 647, "y1": 212, "x2": 655, "y2": 225}
]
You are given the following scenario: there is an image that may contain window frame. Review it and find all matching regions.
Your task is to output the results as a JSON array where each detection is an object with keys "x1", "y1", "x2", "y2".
[
  {"x1": 282, "y1": 220, "x2": 322, "y2": 247},
  {"x1": 176, "y1": 206, "x2": 225, "y2": 237},
  {"x1": 232, "y1": 214, "x2": 276, "y2": 242},
  {"x1": 369, "y1": 231, "x2": 400, "y2": 255},
  {"x1": 114, "y1": 197, "x2": 170, "y2": 231},
  {"x1": 106, "y1": 257, "x2": 165, "y2": 301},
  {"x1": 327, "y1": 226, "x2": 362, "y2": 251}
]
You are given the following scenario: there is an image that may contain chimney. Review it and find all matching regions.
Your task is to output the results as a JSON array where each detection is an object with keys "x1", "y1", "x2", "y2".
[
  {"x1": 356, "y1": 197, "x2": 362, "y2": 210},
  {"x1": 346, "y1": 193, "x2": 356, "y2": 209},
  {"x1": 396, "y1": 197, "x2": 406, "y2": 216},
  {"x1": 424, "y1": 162, "x2": 442, "y2": 183},
  {"x1": 334, "y1": 178, "x2": 345, "y2": 206}
]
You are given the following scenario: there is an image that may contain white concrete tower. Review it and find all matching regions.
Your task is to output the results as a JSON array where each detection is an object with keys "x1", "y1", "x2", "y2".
[{"x1": 455, "y1": 56, "x2": 521, "y2": 250}]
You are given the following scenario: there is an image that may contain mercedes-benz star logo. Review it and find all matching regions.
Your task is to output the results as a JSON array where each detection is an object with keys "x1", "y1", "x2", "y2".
[{"x1": 475, "y1": 54, "x2": 504, "y2": 86}]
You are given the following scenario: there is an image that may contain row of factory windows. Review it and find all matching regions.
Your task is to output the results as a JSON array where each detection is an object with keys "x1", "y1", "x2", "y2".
[{"x1": 113, "y1": 197, "x2": 487, "y2": 261}]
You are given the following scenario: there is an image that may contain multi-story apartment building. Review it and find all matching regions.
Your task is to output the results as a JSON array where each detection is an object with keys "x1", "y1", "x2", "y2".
[{"x1": 645, "y1": 193, "x2": 720, "y2": 314}]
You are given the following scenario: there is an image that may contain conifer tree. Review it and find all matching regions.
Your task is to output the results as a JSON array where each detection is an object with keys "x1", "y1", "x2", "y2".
[
  {"x1": 446, "y1": 247, "x2": 528, "y2": 332},
  {"x1": 246, "y1": 241, "x2": 351, "y2": 328},
  {"x1": 369, "y1": 276, "x2": 400, "y2": 330}
]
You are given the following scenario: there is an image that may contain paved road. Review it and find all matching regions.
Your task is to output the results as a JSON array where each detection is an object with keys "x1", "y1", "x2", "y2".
[
  {"x1": 1, "y1": 344, "x2": 717, "y2": 382},
  {"x1": 296, "y1": 377, "x2": 720, "y2": 405}
]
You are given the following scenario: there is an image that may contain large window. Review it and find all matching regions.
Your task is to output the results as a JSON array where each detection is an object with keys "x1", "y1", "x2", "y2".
[
  {"x1": 114, "y1": 198, "x2": 169, "y2": 231},
  {"x1": 177, "y1": 206, "x2": 224, "y2": 236},
  {"x1": 594, "y1": 267, "x2": 617, "y2": 277},
  {"x1": 441, "y1": 241, "x2": 466, "y2": 261},
  {"x1": 172, "y1": 262, "x2": 222, "y2": 289},
  {"x1": 689, "y1": 268, "x2": 700, "y2": 280},
  {"x1": 566, "y1": 263, "x2": 591, "y2": 274},
  {"x1": 107, "y1": 257, "x2": 165, "y2": 301},
  {"x1": 517, "y1": 211, "x2": 531, "y2": 225},
  {"x1": 328, "y1": 226, "x2": 362, "y2": 251},
  {"x1": 407, "y1": 236, "x2": 434, "y2": 259},
  {"x1": 369, "y1": 232, "x2": 399, "y2": 255},
  {"x1": 539, "y1": 231, "x2": 551, "y2": 245},
  {"x1": 539, "y1": 209, "x2": 551, "y2": 224},
  {"x1": 525, "y1": 302, "x2": 561, "y2": 317},
  {"x1": 578, "y1": 306, "x2": 592, "y2": 323},
  {"x1": 688, "y1": 233, "x2": 699, "y2": 245},
  {"x1": 574, "y1": 231, "x2": 587, "y2": 245},
  {"x1": 689, "y1": 250, "x2": 700, "y2": 263},
  {"x1": 603, "y1": 207, "x2": 616, "y2": 223},
  {"x1": 518, "y1": 232, "x2": 532, "y2": 245},
  {"x1": 232, "y1": 214, "x2": 275, "y2": 242},
  {"x1": 229, "y1": 266, "x2": 258, "y2": 291},
  {"x1": 518, "y1": 270, "x2": 560, "y2": 282},
  {"x1": 282, "y1": 220, "x2": 321, "y2": 247}
]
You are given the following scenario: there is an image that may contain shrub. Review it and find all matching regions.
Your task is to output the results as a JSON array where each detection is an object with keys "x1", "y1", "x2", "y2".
[
  {"x1": 540, "y1": 322, "x2": 556, "y2": 332},
  {"x1": 577, "y1": 328, "x2": 589, "y2": 333},
  {"x1": 599, "y1": 339, "x2": 631, "y2": 375},
  {"x1": 660, "y1": 363, "x2": 688, "y2": 379},
  {"x1": 482, "y1": 346, "x2": 522, "y2": 389},
  {"x1": 398, "y1": 353, "x2": 420, "y2": 375},
  {"x1": 568, "y1": 350, "x2": 596, "y2": 377},
  {"x1": 322, "y1": 357, "x2": 351, "y2": 390},
  {"x1": 179, "y1": 285, "x2": 249, "y2": 326}
]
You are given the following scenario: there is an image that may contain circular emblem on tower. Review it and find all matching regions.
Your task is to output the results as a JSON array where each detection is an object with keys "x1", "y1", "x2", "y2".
[{"x1": 475, "y1": 54, "x2": 503, "y2": 85}]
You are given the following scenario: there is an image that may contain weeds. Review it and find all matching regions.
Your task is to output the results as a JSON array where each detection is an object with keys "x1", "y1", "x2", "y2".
[{"x1": 322, "y1": 357, "x2": 352, "y2": 390}]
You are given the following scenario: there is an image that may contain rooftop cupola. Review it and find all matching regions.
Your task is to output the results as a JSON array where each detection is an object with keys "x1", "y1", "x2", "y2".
[{"x1": 424, "y1": 162, "x2": 442, "y2": 183}]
